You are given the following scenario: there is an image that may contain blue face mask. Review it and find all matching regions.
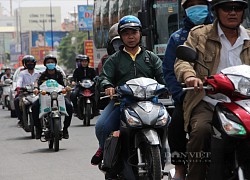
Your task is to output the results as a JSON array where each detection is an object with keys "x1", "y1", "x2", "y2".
[
  {"x1": 185, "y1": 5, "x2": 209, "y2": 25},
  {"x1": 46, "y1": 63, "x2": 56, "y2": 70}
]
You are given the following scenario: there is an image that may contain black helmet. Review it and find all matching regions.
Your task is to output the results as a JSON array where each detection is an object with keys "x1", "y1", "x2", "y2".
[
  {"x1": 44, "y1": 54, "x2": 57, "y2": 66},
  {"x1": 118, "y1": 15, "x2": 142, "y2": 34},
  {"x1": 22, "y1": 55, "x2": 36, "y2": 67},
  {"x1": 76, "y1": 54, "x2": 90, "y2": 62},
  {"x1": 211, "y1": 0, "x2": 248, "y2": 9}
]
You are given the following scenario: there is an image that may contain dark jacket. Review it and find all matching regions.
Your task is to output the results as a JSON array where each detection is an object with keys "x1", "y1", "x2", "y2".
[
  {"x1": 73, "y1": 66, "x2": 96, "y2": 82},
  {"x1": 162, "y1": 12, "x2": 213, "y2": 104},
  {"x1": 38, "y1": 69, "x2": 65, "y2": 86},
  {"x1": 99, "y1": 46, "x2": 166, "y2": 91}
]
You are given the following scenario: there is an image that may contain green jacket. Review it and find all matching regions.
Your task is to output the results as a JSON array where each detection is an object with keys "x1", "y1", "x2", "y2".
[
  {"x1": 174, "y1": 20, "x2": 250, "y2": 131},
  {"x1": 99, "y1": 46, "x2": 165, "y2": 91}
]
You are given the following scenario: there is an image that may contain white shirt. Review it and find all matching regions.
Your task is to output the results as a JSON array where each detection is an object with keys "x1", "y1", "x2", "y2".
[
  {"x1": 16, "y1": 69, "x2": 40, "y2": 88},
  {"x1": 203, "y1": 23, "x2": 250, "y2": 107},
  {"x1": 0, "y1": 74, "x2": 13, "y2": 82},
  {"x1": 216, "y1": 23, "x2": 250, "y2": 73}
]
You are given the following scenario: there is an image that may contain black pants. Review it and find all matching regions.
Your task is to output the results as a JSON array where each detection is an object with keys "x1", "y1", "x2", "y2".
[
  {"x1": 32, "y1": 98, "x2": 73, "y2": 130},
  {"x1": 168, "y1": 102, "x2": 187, "y2": 165},
  {"x1": 14, "y1": 96, "x2": 22, "y2": 121}
]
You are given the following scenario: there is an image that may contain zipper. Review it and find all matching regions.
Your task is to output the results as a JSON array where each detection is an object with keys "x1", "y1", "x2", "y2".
[{"x1": 134, "y1": 62, "x2": 136, "y2": 76}]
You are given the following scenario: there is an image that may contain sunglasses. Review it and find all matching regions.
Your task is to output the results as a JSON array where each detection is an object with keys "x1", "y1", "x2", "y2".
[{"x1": 219, "y1": 4, "x2": 245, "y2": 12}]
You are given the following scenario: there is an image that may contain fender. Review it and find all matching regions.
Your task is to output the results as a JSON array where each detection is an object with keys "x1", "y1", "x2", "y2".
[
  {"x1": 51, "y1": 111, "x2": 60, "y2": 118},
  {"x1": 135, "y1": 129, "x2": 160, "y2": 147}
]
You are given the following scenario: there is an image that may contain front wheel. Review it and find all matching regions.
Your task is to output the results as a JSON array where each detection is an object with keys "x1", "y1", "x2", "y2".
[
  {"x1": 139, "y1": 144, "x2": 162, "y2": 180},
  {"x1": 84, "y1": 103, "x2": 92, "y2": 126},
  {"x1": 53, "y1": 118, "x2": 61, "y2": 152}
]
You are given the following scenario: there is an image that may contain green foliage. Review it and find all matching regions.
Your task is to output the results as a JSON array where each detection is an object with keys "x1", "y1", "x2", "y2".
[{"x1": 57, "y1": 31, "x2": 91, "y2": 71}]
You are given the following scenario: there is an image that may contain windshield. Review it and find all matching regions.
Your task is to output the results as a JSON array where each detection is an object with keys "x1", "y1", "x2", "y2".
[{"x1": 152, "y1": 0, "x2": 180, "y2": 56}]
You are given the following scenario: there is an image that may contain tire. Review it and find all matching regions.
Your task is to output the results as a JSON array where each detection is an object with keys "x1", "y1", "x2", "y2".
[
  {"x1": 84, "y1": 103, "x2": 92, "y2": 126},
  {"x1": 53, "y1": 118, "x2": 61, "y2": 152},
  {"x1": 22, "y1": 105, "x2": 30, "y2": 132},
  {"x1": 139, "y1": 143, "x2": 162, "y2": 180}
]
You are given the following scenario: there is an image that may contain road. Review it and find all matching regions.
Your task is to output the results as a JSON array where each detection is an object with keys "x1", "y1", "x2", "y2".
[{"x1": 0, "y1": 107, "x2": 173, "y2": 180}]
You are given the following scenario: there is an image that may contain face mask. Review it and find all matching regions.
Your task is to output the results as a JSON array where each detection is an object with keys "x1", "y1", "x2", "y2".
[
  {"x1": 46, "y1": 63, "x2": 56, "y2": 70},
  {"x1": 185, "y1": 5, "x2": 209, "y2": 25},
  {"x1": 26, "y1": 64, "x2": 35, "y2": 70}
]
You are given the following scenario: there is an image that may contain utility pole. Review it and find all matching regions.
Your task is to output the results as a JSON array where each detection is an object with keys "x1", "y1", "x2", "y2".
[{"x1": 50, "y1": 0, "x2": 54, "y2": 51}]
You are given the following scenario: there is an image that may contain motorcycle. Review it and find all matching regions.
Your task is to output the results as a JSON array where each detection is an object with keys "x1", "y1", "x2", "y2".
[
  {"x1": 76, "y1": 79, "x2": 95, "y2": 126},
  {"x1": 175, "y1": 45, "x2": 250, "y2": 180},
  {"x1": 39, "y1": 79, "x2": 68, "y2": 152},
  {"x1": 99, "y1": 77, "x2": 170, "y2": 180},
  {"x1": 1, "y1": 78, "x2": 12, "y2": 110},
  {"x1": 19, "y1": 84, "x2": 38, "y2": 138}
]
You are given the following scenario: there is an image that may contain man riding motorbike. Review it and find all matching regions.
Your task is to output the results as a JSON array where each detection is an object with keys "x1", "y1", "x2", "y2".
[
  {"x1": 91, "y1": 15, "x2": 166, "y2": 179},
  {"x1": 32, "y1": 55, "x2": 73, "y2": 139},
  {"x1": 70, "y1": 54, "x2": 97, "y2": 116},
  {"x1": 14, "y1": 55, "x2": 40, "y2": 127},
  {"x1": 0, "y1": 67, "x2": 13, "y2": 83}
]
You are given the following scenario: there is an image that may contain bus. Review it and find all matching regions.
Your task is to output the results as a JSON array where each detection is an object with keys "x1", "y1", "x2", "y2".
[
  {"x1": 93, "y1": 0, "x2": 181, "y2": 60},
  {"x1": 93, "y1": 0, "x2": 250, "y2": 61}
]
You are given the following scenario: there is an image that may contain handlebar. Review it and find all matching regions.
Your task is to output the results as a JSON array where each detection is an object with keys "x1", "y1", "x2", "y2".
[{"x1": 183, "y1": 86, "x2": 213, "y2": 92}]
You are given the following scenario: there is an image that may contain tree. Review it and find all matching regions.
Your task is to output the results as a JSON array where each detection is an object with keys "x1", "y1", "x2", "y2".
[{"x1": 57, "y1": 31, "x2": 89, "y2": 71}]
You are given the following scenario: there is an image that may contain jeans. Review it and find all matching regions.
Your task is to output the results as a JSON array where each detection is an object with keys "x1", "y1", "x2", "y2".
[{"x1": 95, "y1": 100, "x2": 120, "y2": 149}]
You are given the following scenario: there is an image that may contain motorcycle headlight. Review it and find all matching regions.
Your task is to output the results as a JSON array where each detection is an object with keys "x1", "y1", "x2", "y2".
[
  {"x1": 238, "y1": 77, "x2": 250, "y2": 96},
  {"x1": 217, "y1": 110, "x2": 246, "y2": 136},
  {"x1": 156, "y1": 107, "x2": 170, "y2": 126},
  {"x1": 51, "y1": 91, "x2": 58, "y2": 100},
  {"x1": 124, "y1": 109, "x2": 142, "y2": 127}
]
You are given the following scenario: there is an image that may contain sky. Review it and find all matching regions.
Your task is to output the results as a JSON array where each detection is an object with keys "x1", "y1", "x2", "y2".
[{"x1": 0, "y1": 0, "x2": 94, "y2": 22}]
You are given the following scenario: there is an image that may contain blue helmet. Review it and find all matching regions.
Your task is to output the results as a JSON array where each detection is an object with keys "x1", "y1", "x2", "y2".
[{"x1": 118, "y1": 15, "x2": 142, "y2": 34}]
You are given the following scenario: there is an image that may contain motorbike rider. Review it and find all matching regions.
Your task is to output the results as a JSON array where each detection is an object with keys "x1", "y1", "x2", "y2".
[
  {"x1": 0, "y1": 67, "x2": 13, "y2": 83},
  {"x1": 97, "y1": 23, "x2": 123, "y2": 75},
  {"x1": 32, "y1": 54, "x2": 73, "y2": 139},
  {"x1": 70, "y1": 54, "x2": 97, "y2": 116},
  {"x1": 14, "y1": 55, "x2": 40, "y2": 127},
  {"x1": 91, "y1": 15, "x2": 166, "y2": 178},
  {"x1": 174, "y1": 0, "x2": 250, "y2": 179},
  {"x1": 162, "y1": 0, "x2": 213, "y2": 179}
]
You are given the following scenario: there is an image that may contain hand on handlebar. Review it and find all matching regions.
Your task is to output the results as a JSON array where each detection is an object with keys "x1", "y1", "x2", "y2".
[
  {"x1": 105, "y1": 87, "x2": 115, "y2": 99},
  {"x1": 185, "y1": 77, "x2": 203, "y2": 92},
  {"x1": 33, "y1": 88, "x2": 39, "y2": 95}
]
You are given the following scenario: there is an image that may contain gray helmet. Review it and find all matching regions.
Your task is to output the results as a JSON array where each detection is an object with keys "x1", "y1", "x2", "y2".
[
  {"x1": 108, "y1": 23, "x2": 119, "y2": 41},
  {"x1": 211, "y1": 0, "x2": 248, "y2": 9}
]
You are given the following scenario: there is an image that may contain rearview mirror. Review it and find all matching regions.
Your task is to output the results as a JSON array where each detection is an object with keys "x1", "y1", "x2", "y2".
[{"x1": 176, "y1": 45, "x2": 198, "y2": 63}]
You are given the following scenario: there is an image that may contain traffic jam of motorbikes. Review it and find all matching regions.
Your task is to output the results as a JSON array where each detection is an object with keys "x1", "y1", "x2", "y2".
[{"x1": 1, "y1": 0, "x2": 250, "y2": 179}]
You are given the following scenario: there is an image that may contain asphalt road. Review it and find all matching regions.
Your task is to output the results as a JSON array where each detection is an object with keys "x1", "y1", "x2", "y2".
[{"x1": 0, "y1": 107, "x2": 173, "y2": 180}]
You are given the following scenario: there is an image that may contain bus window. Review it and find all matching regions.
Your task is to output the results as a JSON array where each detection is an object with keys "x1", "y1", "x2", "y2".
[
  {"x1": 152, "y1": 0, "x2": 179, "y2": 56},
  {"x1": 118, "y1": 0, "x2": 130, "y2": 19},
  {"x1": 93, "y1": 2, "x2": 102, "y2": 48},
  {"x1": 100, "y1": 0, "x2": 110, "y2": 47},
  {"x1": 109, "y1": 0, "x2": 119, "y2": 27}
]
